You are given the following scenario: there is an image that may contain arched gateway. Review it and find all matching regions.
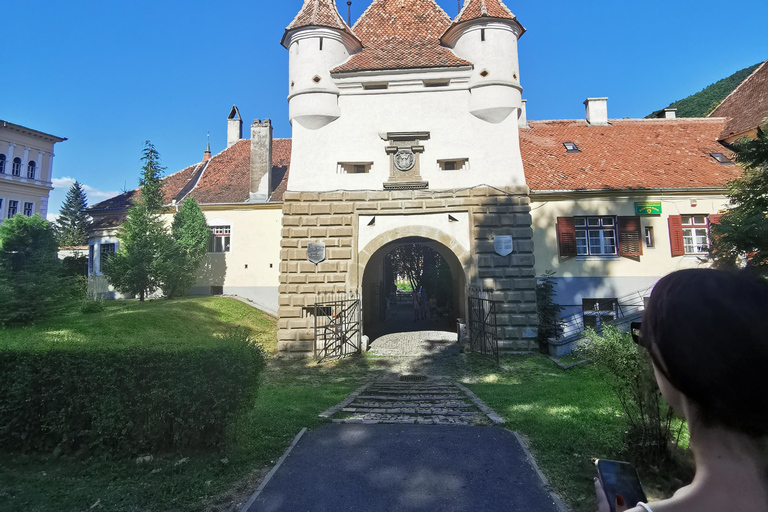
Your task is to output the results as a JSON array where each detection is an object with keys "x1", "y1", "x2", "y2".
[{"x1": 276, "y1": 0, "x2": 538, "y2": 356}]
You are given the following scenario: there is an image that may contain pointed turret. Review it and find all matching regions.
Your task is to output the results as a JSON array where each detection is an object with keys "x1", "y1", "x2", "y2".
[
  {"x1": 282, "y1": 0, "x2": 362, "y2": 130},
  {"x1": 203, "y1": 134, "x2": 212, "y2": 162},
  {"x1": 442, "y1": 0, "x2": 526, "y2": 124}
]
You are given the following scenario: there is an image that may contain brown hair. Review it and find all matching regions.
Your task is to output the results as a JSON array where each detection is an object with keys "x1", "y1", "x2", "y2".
[{"x1": 641, "y1": 269, "x2": 768, "y2": 437}]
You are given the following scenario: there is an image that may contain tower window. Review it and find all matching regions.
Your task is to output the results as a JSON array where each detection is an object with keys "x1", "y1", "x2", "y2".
[
  {"x1": 481, "y1": 28, "x2": 486, "y2": 41},
  {"x1": 312, "y1": 75, "x2": 322, "y2": 83},
  {"x1": 12, "y1": 158, "x2": 21, "y2": 176},
  {"x1": 319, "y1": 37, "x2": 323, "y2": 51},
  {"x1": 27, "y1": 161, "x2": 36, "y2": 179},
  {"x1": 479, "y1": 70, "x2": 489, "y2": 78}
]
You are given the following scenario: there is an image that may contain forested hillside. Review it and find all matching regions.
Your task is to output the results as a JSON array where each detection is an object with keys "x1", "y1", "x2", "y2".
[{"x1": 647, "y1": 63, "x2": 761, "y2": 118}]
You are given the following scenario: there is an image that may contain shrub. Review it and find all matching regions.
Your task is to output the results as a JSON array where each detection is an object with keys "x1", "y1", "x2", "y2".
[
  {"x1": 536, "y1": 270, "x2": 564, "y2": 353},
  {"x1": 0, "y1": 328, "x2": 266, "y2": 456},
  {"x1": 578, "y1": 326, "x2": 681, "y2": 466},
  {"x1": 79, "y1": 296, "x2": 106, "y2": 314}
]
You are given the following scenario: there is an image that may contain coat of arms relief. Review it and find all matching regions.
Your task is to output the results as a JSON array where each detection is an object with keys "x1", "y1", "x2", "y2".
[{"x1": 382, "y1": 132, "x2": 429, "y2": 190}]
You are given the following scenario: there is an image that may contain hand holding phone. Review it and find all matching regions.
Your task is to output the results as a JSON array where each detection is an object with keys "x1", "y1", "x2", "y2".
[{"x1": 595, "y1": 459, "x2": 648, "y2": 512}]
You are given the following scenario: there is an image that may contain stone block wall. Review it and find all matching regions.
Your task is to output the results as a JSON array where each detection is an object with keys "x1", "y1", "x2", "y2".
[{"x1": 277, "y1": 186, "x2": 538, "y2": 355}]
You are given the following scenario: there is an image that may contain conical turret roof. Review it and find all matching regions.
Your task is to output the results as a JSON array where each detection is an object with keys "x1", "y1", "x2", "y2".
[
  {"x1": 331, "y1": 0, "x2": 471, "y2": 74},
  {"x1": 442, "y1": 0, "x2": 525, "y2": 41},
  {"x1": 282, "y1": 0, "x2": 359, "y2": 47}
]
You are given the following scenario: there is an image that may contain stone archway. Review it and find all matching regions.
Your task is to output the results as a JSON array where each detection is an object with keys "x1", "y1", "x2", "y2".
[{"x1": 358, "y1": 227, "x2": 469, "y2": 340}]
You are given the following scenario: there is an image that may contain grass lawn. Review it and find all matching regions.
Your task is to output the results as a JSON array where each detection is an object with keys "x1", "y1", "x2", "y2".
[{"x1": 0, "y1": 298, "x2": 362, "y2": 512}]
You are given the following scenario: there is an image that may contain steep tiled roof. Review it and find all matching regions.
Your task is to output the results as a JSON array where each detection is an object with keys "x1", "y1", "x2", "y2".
[
  {"x1": 709, "y1": 60, "x2": 768, "y2": 140},
  {"x1": 455, "y1": 0, "x2": 516, "y2": 24},
  {"x1": 89, "y1": 139, "x2": 292, "y2": 210},
  {"x1": 332, "y1": 0, "x2": 471, "y2": 73},
  {"x1": 521, "y1": 118, "x2": 741, "y2": 192},
  {"x1": 283, "y1": 0, "x2": 359, "y2": 46}
]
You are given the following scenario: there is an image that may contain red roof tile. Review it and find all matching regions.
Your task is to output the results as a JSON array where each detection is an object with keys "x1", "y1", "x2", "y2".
[
  {"x1": 521, "y1": 118, "x2": 741, "y2": 192},
  {"x1": 709, "y1": 60, "x2": 768, "y2": 140},
  {"x1": 332, "y1": 0, "x2": 471, "y2": 73},
  {"x1": 455, "y1": 0, "x2": 516, "y2": 24},
  {"x1": 283, "y1": 0, "x2": 359, "y2": 46}
]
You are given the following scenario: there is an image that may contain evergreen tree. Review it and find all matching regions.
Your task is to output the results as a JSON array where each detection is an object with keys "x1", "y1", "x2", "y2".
[
  {"x1": 155, "y1": 198, "x2": 210, "y2": 298},
  {"x1": 710, "y1": 128, "x2": 768, "y2": 272},
  {"x1": 139, "y1": 141, "x2": 165, "y2": 213},
  {"x1": 55, "y1": 181, "x2": 89, "y2": 246}
]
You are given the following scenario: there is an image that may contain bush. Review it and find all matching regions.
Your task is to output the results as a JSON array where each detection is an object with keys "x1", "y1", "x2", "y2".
[
  {"x1": 578, "y1": 326, "x2": 681, "y2": 466},
  {"x1": 0, "y1": 328, "x2": 266, "y2": 456},
  {"x1": 79, "y1": 296, "x2": 105, "y2": 314}
]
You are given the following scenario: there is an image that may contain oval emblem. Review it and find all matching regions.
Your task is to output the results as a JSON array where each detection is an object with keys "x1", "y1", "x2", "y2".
[{"x1": 394, "y1": 149, "x2": 415, "y2": 171}]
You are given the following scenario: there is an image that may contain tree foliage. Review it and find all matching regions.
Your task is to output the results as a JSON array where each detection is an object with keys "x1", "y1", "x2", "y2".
[
  {"x1": 384, "y1": 244, "x2": 452, "y2": 304},
  {"x1": 55, "y1": 181, "x2": 89, "y2": 246},
  {"x1": 536, "y1": 270, "x2": 564, "y2": 352},
  {"x1": 155, "y1": 198, "x2": 210, "y2": 298},
  {"x1": 646, "y1": 62, "x2": 760, "y2": 118},
  {"x1": 0, "y1": 214, "x2": 78, "y2": 326},
  {"x1": 710, "y1": 128, "x2": 768, "y2": 272},
  {"x1": 138, "y1": 141, "x2": 165, "y2": 213}
]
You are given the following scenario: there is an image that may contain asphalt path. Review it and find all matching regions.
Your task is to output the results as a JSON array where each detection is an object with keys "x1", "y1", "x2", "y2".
[{"x1": 246, "y1": 423, "x2": 563, "y2": 512}]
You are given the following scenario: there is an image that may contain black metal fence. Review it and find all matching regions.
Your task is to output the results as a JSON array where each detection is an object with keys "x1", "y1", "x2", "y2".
[
  {"x1": 313, "y1": 298, "x2": 362, "y2": 361},
  {"x1": 467, "y1": 296, "x2": 500, "y2": 364}
]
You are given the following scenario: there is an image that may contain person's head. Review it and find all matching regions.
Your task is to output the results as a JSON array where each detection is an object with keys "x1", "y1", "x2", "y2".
[{"x1": 640, "y1": 269, "x2": 768, "y2": 437}]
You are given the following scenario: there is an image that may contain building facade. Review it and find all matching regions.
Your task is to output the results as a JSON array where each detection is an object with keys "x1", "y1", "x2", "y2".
[{"x1": 0, "y1": 120, "x2": 66, "y2": 224}]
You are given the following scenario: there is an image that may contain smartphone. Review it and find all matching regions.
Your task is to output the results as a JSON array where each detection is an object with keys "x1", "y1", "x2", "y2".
[{"x1": 595, "y1": 459, "x2": 648, "y2": 512}]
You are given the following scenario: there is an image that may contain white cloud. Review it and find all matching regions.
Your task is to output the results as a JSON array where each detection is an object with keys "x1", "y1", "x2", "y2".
[
  {"x1": 47, "y1": 213, "x2": 60, "y2": 223},
  {"x1": 52, "y1": 176, "x2": 120, "y2": 200}
]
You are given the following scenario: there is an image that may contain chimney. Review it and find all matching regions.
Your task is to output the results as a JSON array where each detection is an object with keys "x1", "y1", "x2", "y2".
[
  {"x1": 227, "y1": 105, "x2": 243, "y2": 148},
  {"x1": 663, "y1": 108, "x2": 677, "y2": 119},
  {"x1": 249, "y1": 119, "x2": 273, "y2": 202},
  {"x1": 518, "y1": 99, "x2": 529, "y2": 128},
  {"x1": 584, "y1": 97, "x2": 609, "y2": 126}
]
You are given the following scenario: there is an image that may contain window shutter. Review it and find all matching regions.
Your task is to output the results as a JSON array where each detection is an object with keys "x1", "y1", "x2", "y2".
[
  {"x1": 668, "y1": 215, "x2": 685, "y2": 257},
  {"x1": 557, "y1": 217, "x2": 577, "y2": 257},
  {"x1": 618, "y1": 216, "x2": 643, "y2": 258},
  {"x1": 709, "y1": 214, "x2": 723, "y2": 225}
]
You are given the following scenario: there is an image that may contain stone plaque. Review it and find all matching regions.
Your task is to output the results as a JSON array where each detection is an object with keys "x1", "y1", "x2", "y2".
[
  {"x1": 494, "y1": 236, "x2": 514, "y2": 257},
  {"x1": 307, "y1": 243, "x2": 326, "y2": 265},
  {"x1": 383, "y1": 132, "x2": 429, "y2": 189}
]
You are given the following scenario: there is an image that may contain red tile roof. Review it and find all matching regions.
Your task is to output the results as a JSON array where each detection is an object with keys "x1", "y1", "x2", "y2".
[
  {"x1": 89, "y1": 139, "x2": 292, "y2": 211},
  {"x1": 521, "y1": 118, "x2": 741, "y2": 192},
  {"x1": 332, "y1": 0, "x2": 471, "y2": 73},
  {"x1": 283, "y1": 0, "x2": 359, "y2": 46},
  {"x1": 455, "y1": 0, "x2": 516, "y2": 24},
  {"x1": 709, "y1": 60, "x2": 768, "y2": 141}
]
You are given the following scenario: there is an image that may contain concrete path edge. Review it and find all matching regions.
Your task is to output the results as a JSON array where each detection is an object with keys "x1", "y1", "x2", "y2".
[
  {"x1": 513, "y1": 431, "x2": 571, "y2": 512},
  {"x1": 318, "y1": 381, "x2": 373, "y2": 418},
  {"x1": 238, "y1": 427, "x2": 308, "y2": 512},
  {"x1": 453, "y1": 381, "x2": 506, "y2": 424}
]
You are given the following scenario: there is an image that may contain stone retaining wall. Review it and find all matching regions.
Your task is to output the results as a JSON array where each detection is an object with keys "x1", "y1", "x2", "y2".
[{"x1": 277, "y1": 186, "x2": 538, "y2": 355}]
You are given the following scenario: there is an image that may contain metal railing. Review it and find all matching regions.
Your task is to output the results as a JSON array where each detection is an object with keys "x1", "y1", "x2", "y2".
[
  {"x1": 313, "y1": 298, "x2": 362, "y2": 361},
  {"x1": 468, "y1": 296, "x2": 500, "y2": 364}
]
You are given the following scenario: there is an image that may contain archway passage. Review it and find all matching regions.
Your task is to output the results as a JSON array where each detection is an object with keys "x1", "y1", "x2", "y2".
[{"x1": 361, "y1": 237, "x2": 466, "y2": 348}]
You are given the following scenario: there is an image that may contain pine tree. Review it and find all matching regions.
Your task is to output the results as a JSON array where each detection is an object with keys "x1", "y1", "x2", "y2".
[
  {"x1": 56, "y1": 181, "x2": 89, "y2": 246},
  {"x1": 710, "y1": 128, "x2": 768, "y2": 272},
  {"x1": 139, "y1": 141, "x2": 165, "y2": 213}
]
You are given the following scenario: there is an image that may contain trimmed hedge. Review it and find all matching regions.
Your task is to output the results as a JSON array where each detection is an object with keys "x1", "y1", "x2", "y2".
[{"x1": 0, "y1": 329, "x2": 265, "y2": 455}]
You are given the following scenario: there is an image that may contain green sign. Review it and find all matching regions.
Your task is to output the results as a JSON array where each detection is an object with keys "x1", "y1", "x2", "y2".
[{"x1": 635, "y1": 202, "x2": 662, "y2": 215}]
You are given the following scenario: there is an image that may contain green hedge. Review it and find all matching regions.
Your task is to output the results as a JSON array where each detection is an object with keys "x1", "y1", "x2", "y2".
[{"x1": 0, "y1": 329, "x2": 265, "y2": 455}]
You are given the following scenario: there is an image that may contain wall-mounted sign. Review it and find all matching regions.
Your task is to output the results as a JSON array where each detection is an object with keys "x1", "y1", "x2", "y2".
[
  {"x1": 494, "y1": 236, "x2": 514, "y2": 257},
  {"x1": 635, "y1": 202, "x2": 662, "y2": 215},
  {"x1": 307, "y1": 243, "x2": 326, "y2": 265}
]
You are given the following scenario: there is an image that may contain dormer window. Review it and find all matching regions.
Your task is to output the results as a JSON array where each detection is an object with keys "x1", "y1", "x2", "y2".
[
  {"x1": 710, "y1": 153, "x2": 734, "y2": 165},
  {"x1": 564, "y1": 142, "x2": 581, "y2": 153}
]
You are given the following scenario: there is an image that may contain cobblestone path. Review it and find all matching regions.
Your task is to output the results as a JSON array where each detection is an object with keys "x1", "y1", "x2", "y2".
[{"x1": 322, "y1": 378, "x2": 505, "y2": 426}]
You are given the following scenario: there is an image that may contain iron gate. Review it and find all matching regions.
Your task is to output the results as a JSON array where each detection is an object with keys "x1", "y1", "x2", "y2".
[
  {"x1": 313, "y1": 298, "x2": 362, "y2": 361},
  {"x1": 468, "y1": 296, "x2": 500, "y2": 364}
]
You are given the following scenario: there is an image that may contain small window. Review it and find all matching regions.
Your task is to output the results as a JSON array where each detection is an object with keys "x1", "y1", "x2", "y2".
[
  {"x1": 27, "y1": 161, "x2": 36, "y2": 179},
  {"x1": 312, "y1": 75, "x2": 322, "y2": 84},
  {"x1": 209, "y1": 226, "x2": 231, "y2": 253},
  {"x1": 710, "y1": 153, "x2": 734, "y2": 164},
  {"x1": 564, "y1": 142, "x2": 581, "y2": 153},
  {"x1": 644, "y1": 226, "x2": 654, "y2": 248},
  {"x1": 479, "y1": 70, "x2": 489, "y2": 78},
  {"x1": 338, "y1": 162, "x2": 372, "y2": 174},
  {"x1": 0, "y1": 154, "x2": 5, "y2": 174},
  {"x1": 438, "y1": 158, "x2": 469, "y2": 171},
  {"x1": 8, "y1": 200, "x2": 18, "y2": 217},
  {"x1": 23, "y1": 202, "x2": 33, "y2": 216},
  {"x1": 319, "y1": 37, "x2": 323, "y2": 51},
  {"x1": 480, "y1": 28, "x2": 486, "y2": 41},
  {"x1": 12, "y1": 158, "x2": 21, "y2": 176},
  {"x1": 363, "y1": 83, "x2": 388, "y2": 90},
  {"x1": 424, "y1": 79, "x2": 450, "y2": 88},
  {"x1": 100, "y1": 243, "x2": 116, "y2": 270}
]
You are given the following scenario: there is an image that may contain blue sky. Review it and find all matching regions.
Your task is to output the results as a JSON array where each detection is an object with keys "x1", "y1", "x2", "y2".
[{"x1": 2, "y1": 0, "x2": 767, "y2": 218}]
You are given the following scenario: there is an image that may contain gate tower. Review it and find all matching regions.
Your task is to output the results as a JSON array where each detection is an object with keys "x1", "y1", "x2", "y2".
[{"x1": 277, "y1": 0, "x2": 538, "y2": 355}]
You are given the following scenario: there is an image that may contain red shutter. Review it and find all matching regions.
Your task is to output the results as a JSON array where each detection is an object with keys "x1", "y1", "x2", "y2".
[
  {"x1": 709, "y1": 214, "x2": 723, "y2": 225},
  {"x1": 668, "y1": 215, "x2": 685, "y2": 257},
  {"x1": 557, "y1": 217, "x2": 577, "y2": 257},
  {"x1": 618, "y1": 216, "x2": 643, "y2": 258}
]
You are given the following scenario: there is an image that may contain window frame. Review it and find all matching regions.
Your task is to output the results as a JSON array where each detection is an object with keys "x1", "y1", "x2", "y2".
[
  {"x1": 27, "y1": 160, "x2": 36, "y2": 179},
  {"x1": 23, "y1": 202, "x2": 33, "y2": 217},
  {"x1": 8, "y1": 200, "x2": 18, "y2": 217},
  {"x1": 574, "y1": 216, "x2": 618, "y2": 256},
  {"x1": 208, "y1": 225, "x2": 231, "y2": 254},
  {"x1": 681, "y1": 215, "x2": 710, "y2": 255},
  {"x1": 11, "y1": 158, "x2": 21, "y2": 177},
  {"x1": 0, "y1": 154, "x2": 5, "y2": 174},
  {"x1": 100, "y1": 243, "x2": 116, "y2": 271},
  {"x1": 644, "y1": 226, "x2": 654, "y2": 248}
]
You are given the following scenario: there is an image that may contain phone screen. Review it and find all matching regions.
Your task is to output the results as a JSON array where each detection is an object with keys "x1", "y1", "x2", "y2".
[{"x1": 596, "y1": 459, "x2": 648, "y2": 512}]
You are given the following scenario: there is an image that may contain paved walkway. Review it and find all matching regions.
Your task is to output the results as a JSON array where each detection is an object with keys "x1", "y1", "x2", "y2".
[{"x1": 244, "y1": 423, "x2": 563, "y2": 512}]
